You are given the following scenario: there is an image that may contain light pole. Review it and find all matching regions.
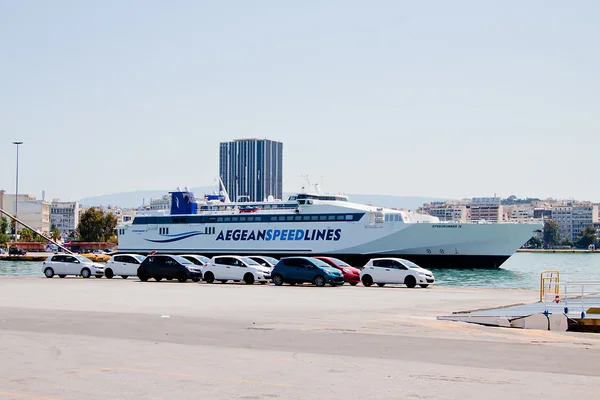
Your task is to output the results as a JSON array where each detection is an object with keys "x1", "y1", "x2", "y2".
[{"x1": 12, "y1": 141, "x2": 23, "y2": 236}]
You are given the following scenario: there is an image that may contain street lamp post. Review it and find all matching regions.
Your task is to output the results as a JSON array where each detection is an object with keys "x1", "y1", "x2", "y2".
[{"x1": 12, "y1": 141, "x2": 23, "y2": 236}]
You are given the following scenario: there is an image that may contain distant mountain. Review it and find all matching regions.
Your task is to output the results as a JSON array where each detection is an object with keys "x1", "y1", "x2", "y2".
[
  {"x1": 79, "y1": 188, "x2": 447, "y2": 210},
  {"x1": 79, "y1": 186, "x2": 216, "y2": 208}
]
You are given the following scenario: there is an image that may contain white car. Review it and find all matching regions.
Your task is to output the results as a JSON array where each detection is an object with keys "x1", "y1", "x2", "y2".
[
  {"x1": 203, "y1": 255, "x2": 272, "y2": 284},
  {"x1": 104, "y1": 254, "x2": 146, "y2": 279},
  {"x1": 360, "y1": 258, "x2": 435, "y2": 288},
  {"x1": 247, "y1": 255, "x2": 279, "y2": 270},
  {"x1": 42, "y1": 254, "x2": 105, "y2": 279}
]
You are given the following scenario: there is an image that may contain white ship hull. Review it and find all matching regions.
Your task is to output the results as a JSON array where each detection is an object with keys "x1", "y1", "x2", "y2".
[{"x1": 118, "y1": 216, "x2": 541, "y2": 269}]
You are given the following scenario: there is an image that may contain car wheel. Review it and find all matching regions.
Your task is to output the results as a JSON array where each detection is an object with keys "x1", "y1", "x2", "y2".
[
  {"x1": 139, "y1": 274, "x2": 149, "y2": 282},
  {"x1": 314, "y1": 275, "x2": 325, "y2": 287},
  {"x1": 289, "y1": 282, "x2": 296, "y2": 286},
  {"x1": 204, "y1": 272, "x2": 215, "y2": 283},
  {"x1": 104, "y1": 269, "x2": 114, "y2": 279},
  {"x1": 44, "y1": 268, "x2": 54, "y2": 278},
  {"x1": 177, "y1": 272, "x2": 187, "y2": 283},
  {"x1": 272, "y1": 274, "x2": 284, "y2": 286},
  {"x1": 166, "y1": 277, "x2": 173, "y2": 281},
  {"x1": 58, "y1": 275, "x2": 66, "y2": 279},
  {"x1": 243, "y1": 273, "x2": 255, "y2": 285},
  {"x1": 405, "y1": 275, "x2": 417, "y2": 288},
  {"x1": 350, "y1": 282, "x2": 358, "y2": 286},
  {"x1": 155, "y1": 277, "x2": 162, "y2": 282},
  {"x1": 376, "y1": 283, "x2": 385, "y2": 287},
  {"x1": 80, "y1": 268, "x2": 91, "y2": 279},
  {"x1": 121, "y1": 276, "x2": 128, "y2": 279},
  {"x1": 420, "y1": 284, "x2": 429, "y2": 288},
  {"x1": 361, "y1": 275, "x2": 373, "y2": 287},
  {"x1": 219, "y1": 280, "x2": 228, "y2": 284},
  {"x1": 192, "y1": 277, "x2": 200, "y2": 282}
]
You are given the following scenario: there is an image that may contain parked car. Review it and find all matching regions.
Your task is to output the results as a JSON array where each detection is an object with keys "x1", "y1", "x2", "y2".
[
  {"x1": 104, "y1": 254, "x2": 146, "y2": 279},
  {"x1": 180, "y1": 254, "x2": 211, "y2": 269},
  {"x1": 314, "y1": 256, "x2": 361, "y2": 286},
  {"x1": 137, "y1": 255, "x2": 203, "y2": 282},
  {"x1": 360, "y1": 258, "x2": 435, "y2": 288},
  {"x1": 271, "y1": 257, "x2": 345, "y2": 287},
  {"x1": 42, "y1": 254, "x2": 105, "y2": 279},
  {"x1": 9, "y1": 246, "x2": 26, "y2": 256},
  {"x1": 247, "y1": 255, "x2": 279, "y2": 270},
  {"x1": 203, "y1": 255, "x2": 271, "y2": 284}
]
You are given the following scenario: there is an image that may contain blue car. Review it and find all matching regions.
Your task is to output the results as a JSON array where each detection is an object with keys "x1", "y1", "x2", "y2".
[{"x1": 271, "y1": 257, "x2": 345, "y2": 287}]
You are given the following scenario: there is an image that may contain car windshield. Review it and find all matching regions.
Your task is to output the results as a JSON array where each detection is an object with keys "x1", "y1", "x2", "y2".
[
  {"x1": 172, "y1": 256, "x2": 193, "y2": 265},
  {"x1": 260, "y1": 256, "x2": 278, "y2": 265},
  {"x1": 241, "y1": 257, "x2": 260, "y2": 266},
  {"x1": 132, "y1": 255, "x2": 146, "y2": 262},
  {"x1": 75, "y1": 255, "x2": 92, "y2": 263},
  {"x1": 328, "y1": 257, "x2": 350, "y2": 267},
  {"x1": 311, "y1": 258, "x2": 332, "y2": 268},
  {"x1": 401, "y1": 259, "x2": 422, "y2": 269},
  {"x1": 197, "y1": 256, "x2": 210, "y2": 263}
]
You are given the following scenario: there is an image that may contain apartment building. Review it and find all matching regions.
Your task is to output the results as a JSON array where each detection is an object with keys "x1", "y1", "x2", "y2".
[{"x1": 50, "y1": 200, "x2": 79, "y2": 237}]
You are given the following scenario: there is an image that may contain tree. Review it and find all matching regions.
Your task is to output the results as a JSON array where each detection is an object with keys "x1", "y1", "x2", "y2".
[
  {"x1": 0, "y1": 216, "x2": 9, "y2": 246},
  {"x1": 542, "y1": 220, "x2": 560, "y2": 247},
  {"x1": 576, "y1": 226, "x2": 598, "y2": 249},
  {"x1": 77, "y1": 208, "x2": 118, "y2": 242},
  {"x1": 18, "y1": 228, "x2": 46, "y2": 243},
  {"x1": 525, "y1": 236, "x2": 542, "y2": 249},
  {"x1": 51, "y1": 227, "x2": 61, "y2": 242},
  {"x1": 561, "y1": 237, "x2": 574, "y2": 248}
]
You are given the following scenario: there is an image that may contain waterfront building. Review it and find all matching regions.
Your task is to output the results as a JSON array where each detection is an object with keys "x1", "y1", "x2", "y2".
[
  {"x1": 0, "y1": 190, "x2": 50, "y2": 235},
  {"x1": 550, "y1": 206, "x2": 573, "y2": 241},
  {"x1": 50, "y1": 200, "x2": 79, "y2": 237},
  {"x1": 571, "y1": 204, "x2": 599, "y2": 241},
  {"x1": 469, "y1": 197, "x2": 503, "y2": 223},
  {"x1": 219, "y1": 138, "x2": 283, "y2": 202},
  {"x1": 551, "y1": 203, "x2": 599, "y2": 241}
]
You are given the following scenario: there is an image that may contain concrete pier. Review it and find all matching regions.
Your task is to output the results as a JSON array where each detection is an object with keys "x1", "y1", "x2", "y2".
[{"x1": 1, "y1": 277, "x2": 599, "y2": 399}]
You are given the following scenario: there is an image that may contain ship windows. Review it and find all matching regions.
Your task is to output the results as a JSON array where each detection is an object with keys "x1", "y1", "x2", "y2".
[
  {"x1": 271, "y1": 216, "x2": 278, "y2": 222},
  {"x1": 294, "y1": 216, "x2": 302, "y2": 221},
  {"x1": 327, "y1": 215, "x2": 336, "y2": 221},
  {"x1": 217, "y1": 217, "x2": 223, "y2": 222},
  {"x1": 224, "y1": 217, "x2": 231, "y2": 222},
  {"x1": 247, "y1": 216, "x2": 254, "y2": 221},
  {"x1": 286, "y1": 216, "x2": 294, "y2": 221},
  {"x1": 311, "y1": 215, "x2": 319, "y2": 221},
  {"x1": 303, "y1": 216, "x2": 311, "y2": 221},
  {"x1": 345, "y1": 215, "x2": 353, "y2": 221},
  {"x1": 254, "y1": 216, "x2": 262, "y2": 221},
  {"x1": 319, "y1": 215, "x2": 327, "y2": 221},
  {"x1": 239, "y1": 217, "x2": 246, "y2": 222},
  {"x1": 278, "y1": 216, "x2": 286, "y2": 221},
  {"x1": 336, "y1": 215, "x2": 345, "y2": 221},
  {"x1": 231, "y1": 217, "x2": 239, "y2": 222},
  {"x1": 159, "y1": 227, "x2": 170, "y2": 235}
]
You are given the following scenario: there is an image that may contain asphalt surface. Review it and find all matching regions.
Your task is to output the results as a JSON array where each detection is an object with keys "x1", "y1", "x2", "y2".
[{"x1": 1, "y1": 277, "x2": 599, "y2": 400}]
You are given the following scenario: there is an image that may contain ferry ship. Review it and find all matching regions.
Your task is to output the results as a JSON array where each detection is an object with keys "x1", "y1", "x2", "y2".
[{"x1": 116, "y1": 185, "x2": 542, "y2": 269}]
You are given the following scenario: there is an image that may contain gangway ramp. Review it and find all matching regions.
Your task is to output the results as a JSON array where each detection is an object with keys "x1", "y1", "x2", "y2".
[{"x1": 438, "y1": 273, "x2": 600, "y2": 332}]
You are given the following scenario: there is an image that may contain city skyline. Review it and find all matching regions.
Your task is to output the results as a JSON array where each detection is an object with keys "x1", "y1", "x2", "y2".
[{"x1": 1, "y1": 1, "x2": 599, "y2": 202}]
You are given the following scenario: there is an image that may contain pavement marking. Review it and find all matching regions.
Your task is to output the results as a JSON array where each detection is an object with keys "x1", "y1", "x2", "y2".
[
  {"x1": 0, "y1": 392, "x2": 59, "y2": 400},
  {"x1": 111, "y1": 367, "x2": 296, "y2": 387}
]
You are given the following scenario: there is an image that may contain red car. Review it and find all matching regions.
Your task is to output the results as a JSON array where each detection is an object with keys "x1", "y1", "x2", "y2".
[{"x1": 315, "y1": 257, "x2": 361, "y2": 286}]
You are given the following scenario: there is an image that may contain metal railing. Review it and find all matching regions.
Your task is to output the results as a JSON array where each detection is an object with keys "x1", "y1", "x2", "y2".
[
  {"x1": 540, "y1": 270, "x2": 560, "y2": 302},
  {"x1": 542, "y1": 280, "x2": 600, "y2": 319}
]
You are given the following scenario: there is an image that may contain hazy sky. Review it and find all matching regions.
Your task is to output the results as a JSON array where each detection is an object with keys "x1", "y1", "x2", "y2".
[{"x1": 1, "y1": 1, "x2": 598, "y2": 202}]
